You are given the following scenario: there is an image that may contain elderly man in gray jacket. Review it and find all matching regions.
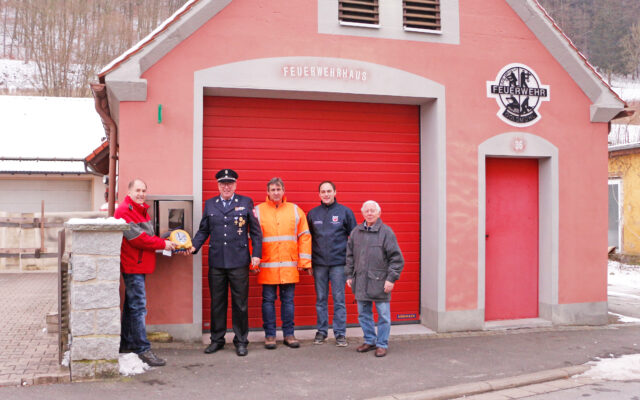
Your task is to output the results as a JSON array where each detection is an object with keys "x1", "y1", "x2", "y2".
[{"x1": 345, "y1": 200, "x2": 404, "y2": 358}]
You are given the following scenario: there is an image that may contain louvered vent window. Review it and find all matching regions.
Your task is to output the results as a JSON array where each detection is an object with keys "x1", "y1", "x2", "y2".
[
  {"x1": 403, "y1": 0, "x2": 441, "y2": 32},
  {"x1": 339, "y1": 0, "x2": 379, "y2": 26}
]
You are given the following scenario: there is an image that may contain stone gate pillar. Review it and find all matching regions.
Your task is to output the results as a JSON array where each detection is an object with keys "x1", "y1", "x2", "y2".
[{"x1": 65, "y1": 219, "x2": 128, "y2": 380}]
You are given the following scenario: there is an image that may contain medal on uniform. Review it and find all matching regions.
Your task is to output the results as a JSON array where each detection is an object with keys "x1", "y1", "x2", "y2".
[{"x1": 238, "y1": 216, "x2": 245, "y2": 227}]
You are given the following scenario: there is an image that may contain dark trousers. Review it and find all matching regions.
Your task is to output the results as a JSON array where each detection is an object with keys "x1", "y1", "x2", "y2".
[
  {"x1": 262, "y1": 283, "x2": 296, "y2": 337},
  {"x1": 121, "y1": 273, "x2": 151, "y2": 354},
  {"x1": 208, "y1": 266, "x2": 249, "y2": 346}
]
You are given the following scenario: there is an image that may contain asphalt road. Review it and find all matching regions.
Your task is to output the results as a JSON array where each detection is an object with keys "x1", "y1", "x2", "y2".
[
  {"x1": 609, "y1": 281, "x2": 640, "y2": 320},
  {"x1": 519, "y1": 380, "x2": 640, "y2": 399},
  {"x1": 3, "y1": 325, "x2": 640, "y2": 400}
]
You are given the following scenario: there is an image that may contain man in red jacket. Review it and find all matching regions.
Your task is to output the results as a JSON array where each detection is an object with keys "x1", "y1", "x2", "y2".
[{"x1": 115, "y1": 179, "x2": 175, "y2": 367}]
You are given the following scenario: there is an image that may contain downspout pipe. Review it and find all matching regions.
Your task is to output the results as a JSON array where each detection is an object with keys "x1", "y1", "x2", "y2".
[{"x1": 90, "y1": 83, "x2": 118, "y2": 217}]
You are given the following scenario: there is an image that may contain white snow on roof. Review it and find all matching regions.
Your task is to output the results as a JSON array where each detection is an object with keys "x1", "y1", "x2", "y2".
[
  {"x1": 0, "y1": 95, "x2": 105, "y2": 173},
  {"x1": 610, "y1": 77, "x2": 640, "y2": 103},
  {"x1": 100, "y1": 0, "x2": 198, "y2": 76},
  {"x1": 0, "y1": 160, "x2": 86, "y2": 174},
  {"x1": 609, "y1": 123, "x2": 640, "y2": 148}
]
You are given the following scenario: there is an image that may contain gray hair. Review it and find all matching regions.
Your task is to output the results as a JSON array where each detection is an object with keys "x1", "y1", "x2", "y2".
[
  {"x1": 267, "y1": 177, "x2": 285, "y2": 191},
  {"x1": 361, "y1": 200, "x2": 381, "y2": 213},
  {"x1": 128, "y1": 178, "x2": 147, "y2": 190}
]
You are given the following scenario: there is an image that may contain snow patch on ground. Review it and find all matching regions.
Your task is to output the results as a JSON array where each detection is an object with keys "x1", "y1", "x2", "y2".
[
  {"x1": 119, "y1": 353, "x2": 150, "y2": 376},
  {"x1": 608, "y1": 260, "x2": 640, "y2": 288},
  {"x1": 609, "y1": 312, "x2": 640, "y2": 323},
  {"x1": 61, "y1": 350, "x2": 70, "y2": 367},
  {"x1": 0, "y1": 59, "x2": 37, "y2": 92},
  {"x1": 580, "y1": 354, "x2": 640, "y2": 381}
]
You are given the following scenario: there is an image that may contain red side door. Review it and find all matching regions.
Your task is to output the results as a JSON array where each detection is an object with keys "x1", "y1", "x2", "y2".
[{"x1": 485, "y1": 157, "x2": 539, "y2": 321}]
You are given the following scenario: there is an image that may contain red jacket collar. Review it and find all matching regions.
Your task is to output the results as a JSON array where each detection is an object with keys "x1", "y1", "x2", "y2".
[{"x1": 124, "y1": 195, "x2": 150, "y2": 213}]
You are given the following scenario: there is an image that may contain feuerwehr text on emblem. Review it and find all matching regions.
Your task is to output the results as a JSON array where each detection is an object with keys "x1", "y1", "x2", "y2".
[{"x1": 487, "y1": 63, "x2": 550, "y2": 127}]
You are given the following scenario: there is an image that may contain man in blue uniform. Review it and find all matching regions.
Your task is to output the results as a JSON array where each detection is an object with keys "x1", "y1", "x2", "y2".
[
  {"x1": 190, "y1": 169, "x2": 262, "y2": 356},
  {"x1": 307, "y1": 181, "x2": 357, "y2": 347}
]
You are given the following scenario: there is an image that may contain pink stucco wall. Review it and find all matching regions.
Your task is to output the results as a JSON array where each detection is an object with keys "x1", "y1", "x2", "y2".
[{"x1": 116, "y1": 0, "x2": 608, "y2": 316}]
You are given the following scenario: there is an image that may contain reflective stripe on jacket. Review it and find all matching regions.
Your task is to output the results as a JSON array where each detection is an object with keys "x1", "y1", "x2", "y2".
[{"x1": 255, "y1": 196, "x2": 311, "y2": 284}]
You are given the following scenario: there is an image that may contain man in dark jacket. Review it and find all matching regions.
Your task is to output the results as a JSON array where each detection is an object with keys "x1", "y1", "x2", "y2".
[
  {"x1": 307, "y1": 181, "x2": 356, "y2": 347},
  {"x1": 345, "y1": 200, "x2": 404, "y2": 358},
  {"x1": 190, "y1": 169, "x2": 262, "y2": 356},
  {"x1": 115, "y1": 178, "x2": 175, "y2": 367}
]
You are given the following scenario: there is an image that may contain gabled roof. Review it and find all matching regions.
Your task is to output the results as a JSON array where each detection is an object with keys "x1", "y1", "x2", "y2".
[
  {"x1": 100, "y1": 0, "x2": 625, "y2": 123},
  {"x1": 99, "y1": 0, "x2": 201, "y2": 78}
]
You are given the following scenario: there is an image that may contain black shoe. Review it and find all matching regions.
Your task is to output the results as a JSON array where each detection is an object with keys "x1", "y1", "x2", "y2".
[
  {"x1": 138, "y1": 350, "x2": 166, "y2": 367},
  {"x1": 335, "y1": 335, "x2": 348, "y2": 347},
  {"x1": 204, "y1": 342, "x2": 225, "y2": 354},
  {"x1": 313, "y1": 332, "x2": 327, "y2": 345},
  {"x1": 235, "y1": 344, "x2": 248, "y2": 357}
]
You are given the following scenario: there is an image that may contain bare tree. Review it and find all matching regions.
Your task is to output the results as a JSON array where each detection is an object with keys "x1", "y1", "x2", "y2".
[
  {"x1": 621, "y1": 21, "x2": 640, "y2": 78},
  {"x1": 2, "y1": 0, "x2": 186, "y2": 96}
]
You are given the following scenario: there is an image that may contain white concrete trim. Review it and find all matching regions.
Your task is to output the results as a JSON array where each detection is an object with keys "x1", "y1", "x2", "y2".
[
  {"x1": 192, "y1": 84, "x2": 204, "y2": 337},
  {"x1": 318, "y1": 0, "x2": 460, "y2": 45},
  {"x1": 478, "y1": 132, "x2": 559, "y2": 324},
  {"x1": 607, "y1": 178, "x2": 623, "y2": 252},
  {"x1": 193, "y1": 56, "x2": 447, "y2": 331},
  {"x1": 506, "y1": 0, "x2": 625, "y2": 122}
]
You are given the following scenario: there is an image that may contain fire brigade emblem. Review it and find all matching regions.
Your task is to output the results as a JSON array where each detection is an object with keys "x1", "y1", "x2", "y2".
[{"x1": 487, "y1": 63, "x2": 550, "y2": 127}]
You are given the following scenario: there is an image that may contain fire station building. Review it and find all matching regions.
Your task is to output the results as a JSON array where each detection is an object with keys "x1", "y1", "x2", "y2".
[{"x1": 95, "y1": 0, "x2": 626, "y2": 340}]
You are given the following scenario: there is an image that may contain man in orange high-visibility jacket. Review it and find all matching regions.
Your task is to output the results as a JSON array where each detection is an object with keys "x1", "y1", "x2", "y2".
[{"x1": 254, "y1": 177, "x2": 312, "y2": 350}]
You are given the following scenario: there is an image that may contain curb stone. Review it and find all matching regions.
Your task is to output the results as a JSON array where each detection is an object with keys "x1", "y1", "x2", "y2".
[{"x1": 366, "y1": 365, "x2": 590, "y2": 400}]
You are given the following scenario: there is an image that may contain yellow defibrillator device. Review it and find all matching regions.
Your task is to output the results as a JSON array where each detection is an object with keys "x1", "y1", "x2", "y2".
[{"x1": 168, "y1": 229, "x2": 192, "y2": 250}]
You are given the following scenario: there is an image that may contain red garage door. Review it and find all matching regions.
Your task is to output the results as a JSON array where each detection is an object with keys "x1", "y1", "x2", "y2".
[{"x1": 201, "y1": 96, "x2": 420, "y2": 332}]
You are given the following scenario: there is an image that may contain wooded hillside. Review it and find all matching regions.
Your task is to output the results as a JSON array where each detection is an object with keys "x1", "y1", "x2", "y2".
[
  {"x1": 0, "y1": 0, "x2": 184, "y2": 96},
  {"x1": 1, "y1": 0, "x2": 639, "y2": 97},
  {"x1": 538, "y1": 0, "x2": 640, "y2": 79}
]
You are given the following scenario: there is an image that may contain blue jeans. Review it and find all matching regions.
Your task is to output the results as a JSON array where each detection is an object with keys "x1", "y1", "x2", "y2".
[
  {"x1": 313, "y1": 265, "x2": 346, "y2": 337},
  {"x1": 121, "y1": 273, "x2": 151, "y2": 354},
  {"x1": 357, "y1": 300, "x2": 391, "y2": 349},
  {"x1": 262, "y1": 284, "x2": 295, "y2": 337}
]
